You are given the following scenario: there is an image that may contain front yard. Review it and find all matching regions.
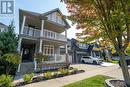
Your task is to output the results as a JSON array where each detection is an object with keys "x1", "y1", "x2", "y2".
[{"x1": 63, "y1": 75, "x2": 112, "y2": 87}]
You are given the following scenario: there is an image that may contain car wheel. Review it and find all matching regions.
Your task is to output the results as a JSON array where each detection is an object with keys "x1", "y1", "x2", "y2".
[
  {"x1": 93, "y1": 61, "x2": 97, "y2": 65},
  {"x1": 82, "y1": 60, "x2": 85, "y2": 64}
]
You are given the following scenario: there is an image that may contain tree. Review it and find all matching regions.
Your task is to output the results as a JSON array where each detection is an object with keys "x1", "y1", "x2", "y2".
[
  {"x1": 0, "y1": 53, "x2": 20, "y2": 75},
  {"x1": 0, "y1": 21, "x2": 18, "y2": 54},
  {"x1": 62, "y1": 0, "x2": 130, "y2": 86}
]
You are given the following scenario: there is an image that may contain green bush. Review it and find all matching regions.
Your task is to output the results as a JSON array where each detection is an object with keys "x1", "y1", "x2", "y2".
[
  {"x1": 0, "y1": 74, "x2": 13, "y2": 87},
  {"x1": 23, "y1": 73, "x2": 34, "y2": 83},
  {"x1": 73, "y1": 68, "x2": 78, "y2": 72},
  {"x1": 53, "y1": 72, "x2": 58, "y2": 77},
  {"x1": 44, "y1": 72, "x2": 52, "y2": 79},
  {"x1": 0, "y1": 53, "x2": 20, "y2": 75},
  {"x1": 58, "y1": 68, "x2": 69, "y2": 75}
]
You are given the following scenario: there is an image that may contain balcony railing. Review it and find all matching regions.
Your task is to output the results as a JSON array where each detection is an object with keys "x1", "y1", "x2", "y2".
[
  {"x1": 23, "y1": 26, "x2": 67, "y2": 41},
  {"x1": 44, "y1": 54, "x2": 66, "y2": 63}
]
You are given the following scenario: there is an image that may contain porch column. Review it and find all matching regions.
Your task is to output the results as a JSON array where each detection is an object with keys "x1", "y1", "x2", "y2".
[
  {"x1": 17, "y1": 37, "x2": 22, "y2": 52},
  {"x1": 39, "y1": 20, "x2": 44, "y2": 53},
  {"x1": 20, "y1": 16, "x2": 26, "y2": 34},
  {"x1": 65, "y1": 29, "x2": 68, "y2": 53},
  {"x1": 41, "y1": 20, "x2": 44, "y2": 37},
  {"x1": 17, "y1": 50, "x2": 23, "y2": 72},
  {"x1": 65, "y1": 29, "x2": 69, "y2": 63},
  {"x1": 39, "y1": 40, "x2": 43, "y2": 53}
]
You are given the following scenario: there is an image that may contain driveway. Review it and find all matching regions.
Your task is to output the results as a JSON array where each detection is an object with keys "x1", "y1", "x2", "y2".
[{"x1": 24, "y1": 64, "x2": 128, "y2": 87}]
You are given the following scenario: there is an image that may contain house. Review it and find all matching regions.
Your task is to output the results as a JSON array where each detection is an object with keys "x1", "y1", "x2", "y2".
[
  {"x1": 67, "y1": 38, "x2": 103, "y2": 64},
  {"x1": 17, "y1": 8, "x2": 70, "y2": 74},
  {"x1": 0, "y1": 22, "x2": 8, "y2": 32},
  {"x1": 70, "y1": 38, "x2": 89, "y2": 63}
]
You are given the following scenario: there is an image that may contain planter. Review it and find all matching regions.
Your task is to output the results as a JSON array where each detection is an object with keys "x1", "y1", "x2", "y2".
[{"x1": 105, "y1": 79, "x2": 127, "y2": 87}]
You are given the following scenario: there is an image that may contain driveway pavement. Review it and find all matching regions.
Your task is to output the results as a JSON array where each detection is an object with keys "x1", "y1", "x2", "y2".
[{"x1": 23, "y1": 63, "x2": 129, "y2": 87}]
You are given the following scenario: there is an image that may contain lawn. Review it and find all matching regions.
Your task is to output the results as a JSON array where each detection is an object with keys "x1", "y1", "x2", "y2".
[
  {"x1": 63, "y1": 75, "x2": 112, "y2": 87},
  {"x1": 112, "y1": 60, "x2": 119, "y2": 64}
]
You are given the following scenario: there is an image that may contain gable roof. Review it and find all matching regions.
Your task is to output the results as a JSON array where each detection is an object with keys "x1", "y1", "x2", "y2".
[
  {"x1": 19, "y1": 8, "x2": 70, "y2": 28},
  {"x1": 42, "y1": 8, "x2": 70, "y2": 28},
  {"x1": 0, "y1": 22, "x2": 8, "y2": 28},
  {"x1": 19, "y1": 9, "x2": 40, "y2": 16}
]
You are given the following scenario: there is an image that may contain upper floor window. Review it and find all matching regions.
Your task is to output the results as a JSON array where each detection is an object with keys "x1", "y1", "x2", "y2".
[
  {"x1": 46, "y1": 12, "x2": 65, "y2": 26},
  {"x1": 0, "y1": 28, "x2": 5, "y2": 32}
]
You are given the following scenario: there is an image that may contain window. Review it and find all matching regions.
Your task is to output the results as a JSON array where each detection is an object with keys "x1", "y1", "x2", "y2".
[
  {"x1": 83, "y1": 56, "x2": 91, "y2": 59},
  {"x1": 43, "y1": 45, "x2": 54, "y2": 55},
  {"x1": 0, "y1": 28, "x2": 5, "y2": 32}
]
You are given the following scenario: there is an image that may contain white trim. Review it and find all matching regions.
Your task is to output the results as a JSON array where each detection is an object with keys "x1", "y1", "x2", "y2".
[
  {"x1": 41, "y1": 20, "x2": 44, "y2": 37},
  {"x1": 17, "y1": 37, "x2": 22, "y2": 52},
  {"x1": 21, "y1": 16, "x2": 26, "y2": 34},
  {"x1": 43, "y1": 45, "x2": 54, "y2": 55},
  {"x1": 39, "y1": 39, "x2": 43, "y2": 53}
]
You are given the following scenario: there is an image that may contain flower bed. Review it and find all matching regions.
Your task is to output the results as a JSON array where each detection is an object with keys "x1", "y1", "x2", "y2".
[{"x1": 16, "y1": 68, "x2": 85, "y2": 86}]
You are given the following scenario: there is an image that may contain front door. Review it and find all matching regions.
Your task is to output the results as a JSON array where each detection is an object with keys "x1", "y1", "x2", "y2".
[{"x1": 22, "y1": 45, "x2": 35, "y2": 62}]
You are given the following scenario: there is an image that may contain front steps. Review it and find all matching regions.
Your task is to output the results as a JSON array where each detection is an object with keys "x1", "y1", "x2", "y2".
[{"x1": 16, "y1": 62, "x2": 34, "y2": 75}]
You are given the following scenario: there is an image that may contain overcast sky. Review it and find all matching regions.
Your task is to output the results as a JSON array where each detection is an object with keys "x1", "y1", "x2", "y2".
[{"x1": 0, "y1": 0, "x2": 81, "y2": 39}]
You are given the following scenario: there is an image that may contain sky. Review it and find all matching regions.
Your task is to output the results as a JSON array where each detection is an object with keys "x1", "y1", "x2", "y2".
[{"x1": 0, "y1": 0, "x2": 81, "y2": 39}]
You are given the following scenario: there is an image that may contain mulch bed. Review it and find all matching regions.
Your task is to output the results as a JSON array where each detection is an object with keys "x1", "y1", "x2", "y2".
[
  {"x1": 110, "y1": 80, "x2": 127, "y2": 87},
  {"x1": 15, "y1": 70, "x2": 85, "y2": 87}
]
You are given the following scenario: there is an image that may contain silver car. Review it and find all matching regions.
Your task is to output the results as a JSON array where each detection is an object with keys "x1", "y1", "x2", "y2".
[{"x1": 81, "y1": 56, "x2": 103, "y2": 64}]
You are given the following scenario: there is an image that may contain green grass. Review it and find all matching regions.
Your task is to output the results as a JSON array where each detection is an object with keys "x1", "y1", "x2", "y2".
[
  {"x1": 112, "y1": 60, "x2": 119, "y2": 64},
  {"x1": 63, "y1": 75, "x2": 112, "y2": 87}
]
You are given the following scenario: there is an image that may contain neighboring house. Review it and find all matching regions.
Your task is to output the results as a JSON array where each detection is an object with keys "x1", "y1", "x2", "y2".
[
  {"x1": 0, "y1": 22, "x2": 8, "y2": 32},
  {"x1": 68, "y1": 38, "x2": 102, "y2": 64},
  {"x1": 71, "y1": 38, "x2": 89, "y2": 63},
  {"x1": 17, "y1": 8, "x2": 70, "y2": 74}
]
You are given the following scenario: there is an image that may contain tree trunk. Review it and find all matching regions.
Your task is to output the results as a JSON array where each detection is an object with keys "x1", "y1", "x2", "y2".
[{"x1": 119, "y1": 51, "x2": 130, "y2": 86}]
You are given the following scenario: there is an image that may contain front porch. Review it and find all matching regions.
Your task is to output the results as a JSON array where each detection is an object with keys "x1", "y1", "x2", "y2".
[
  {"x1": 16, "y1": 38, "x2": 69, "y2": 74},
  {"x1": 21, "y1": 38, "x2": 67, "y2": 63}
]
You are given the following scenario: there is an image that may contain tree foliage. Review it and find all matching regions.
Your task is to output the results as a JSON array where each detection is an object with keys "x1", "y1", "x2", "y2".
[
  {"x1": 0, "y1": 53, "x2": 20, "y2": 75},
  {"x1": 62, "y1": 0, "x2": 130, "y2": 85},
  {"x1": 0, "y1": 22, "x2": 18, "y2": 54}
]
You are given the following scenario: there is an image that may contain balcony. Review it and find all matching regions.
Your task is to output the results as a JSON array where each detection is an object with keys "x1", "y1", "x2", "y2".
[{"x1": 23, "y1": 26, "x2": 67, "y2": 41}]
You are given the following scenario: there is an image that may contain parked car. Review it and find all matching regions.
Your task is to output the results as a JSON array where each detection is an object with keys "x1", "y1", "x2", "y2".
[
  {"x1": 81, "y1": 56, "x2": 103, "y2": 64},
  {"x1": 119, "y1": 58, "x2": 130, "y2": 67}
]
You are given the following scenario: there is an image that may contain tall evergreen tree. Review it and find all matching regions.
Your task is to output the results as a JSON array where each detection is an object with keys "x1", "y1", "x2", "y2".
[{"x1": 0, "y1": 21, "x2": 18, "y2": 54}]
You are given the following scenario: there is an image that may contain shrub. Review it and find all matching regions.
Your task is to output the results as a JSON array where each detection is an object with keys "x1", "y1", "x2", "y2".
[
  {"x1": 53, "y1": 72, "x2": 58, "y2": 77},
  {"x1": 0, "y1": 74, "x2": 13, "y2": 87},
  {"x1": 0, "y1": 53, "x2": 20, "y2": 75},
  {"x1": 36, "y1": 76, "x2": 43, "y2": 81},
  {"x1": 44, "y1": 72, "x2": 52, "y2": 79},
  {"x1": 58, "y1": 68, "x2": 69, "y2": 75},
  {"x1": 68, "y1": 70, "x2": 74, "y2": 74},
  {"x1": 23, "y1": 73, "x2": 34, "y2": 83},
  {"x1": 73, "y1": 68, "x2": 78, "y2": 72}
]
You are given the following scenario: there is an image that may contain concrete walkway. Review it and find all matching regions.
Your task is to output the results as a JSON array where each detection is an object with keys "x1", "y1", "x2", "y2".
[{"x1": 21, "y1": 64, "x2": 127, "y2": 87}]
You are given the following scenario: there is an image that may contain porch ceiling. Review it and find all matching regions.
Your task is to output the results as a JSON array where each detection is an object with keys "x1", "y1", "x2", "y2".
[
  {"x1": 22, "y1": 38, "x2": 38, "y2": 45},
  {"x1": 44, "y1": 20, "x2": 66, "y2": 33}
]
